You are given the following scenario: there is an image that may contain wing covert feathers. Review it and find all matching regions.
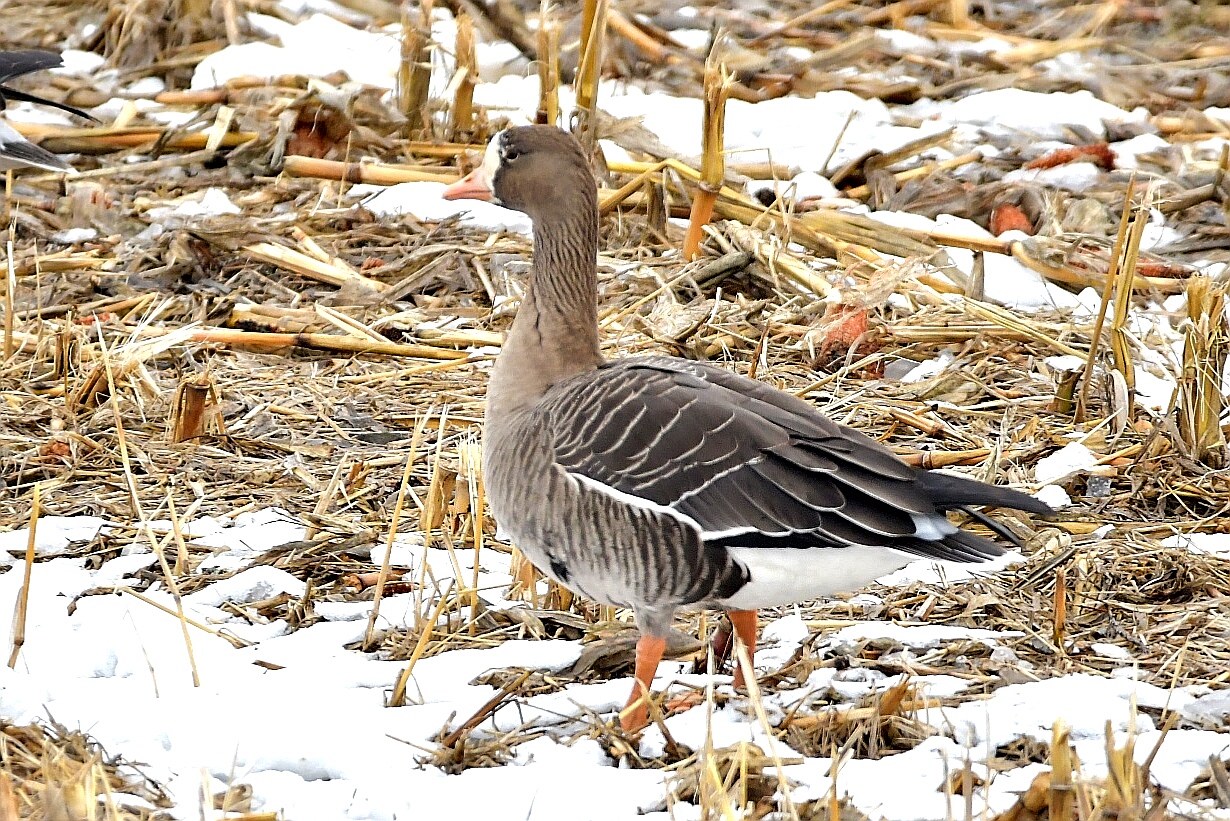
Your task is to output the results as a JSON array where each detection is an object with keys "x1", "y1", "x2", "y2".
[{"x1": 548, "y1": 357, "x2": 1046, "y2": 560}]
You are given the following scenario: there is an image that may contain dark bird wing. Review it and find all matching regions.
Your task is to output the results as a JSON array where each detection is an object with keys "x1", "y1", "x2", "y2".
[
  {"x1": 548, "y1": 356, "x2": 1049, "y2": 562},
  {"x1": 0, "y1": 51, "x2": 63, "y2": 84},
  {"x1": 0, "y1": 121, "x2": 72, "y2": 172},
  {"x1": 0, "y1": 50, "x2": 98, "y2": 121}
]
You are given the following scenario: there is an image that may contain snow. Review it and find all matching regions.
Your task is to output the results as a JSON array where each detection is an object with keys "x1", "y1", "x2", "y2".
[
  {"x1": 936, "y1": 675, "x2": 1230, "y2": 795},
  {"x1": 160, "y1": 0, "x2": 1189, "y2": 340},
  {"x1": 898, "y1": 349, "x2": 953, "y2": 383},
  {"x1": 49, "y1": 227, "x2": 98, "y2": 244},
  {"x1": 0, "y1": 520, "x2": 605, "y2": 817},
  {"x1": 3, "y1": 508, "x2": 1222, "y2": 819},
  {"x1": 144, "y1": 188, "x2": 242, "y2": 225},
  {"x1": 1133, "y1": 366, "x2": 1177, "y2": 411},
  {"x1": 123, "y1": 76, "x2": 167, "y2": 96},
  {"x1": 362, "y1": 181, "x2": 534, "y2": 234},
  {"x1": 1090, "y1": 642, "x2": 1134, "y2": 660},
  {"x1": 747, "y1": 170, "x2": 839, "y2": 204},
  {"x1": 1034, "y1": 484, "x2": 1072, "y2": 510},
  {"x1": 1004, "y1": 161, "x2": 1103, "y2": 193},
  {"x1": 825, "y1": 622, "x2": 1017, "y2": 650},
  {"x1": 1112, "y1": 133, "x2": 1171, "y2": 169},
  {"x1": 867, "y1": 211, "x2": 1084, "y2": 312},
  {"x1": 182, "y1": 565, "x2": 307, "y2": 607},
  {"x1": 1045, "y1": 354, "x2": 1085, "y2": 373},
  {"x1": 1161, "y1": 531, "x2": 1230, "y2": 558},
  {"x1": 1034, "y1": 442, "x2": 1100, "y2": 484},
  {"x1": 937, "y1": 89, "x2": 1143, "y2": 141},
  {"x1": 0, "y1": 515, "x2": 110, "y2": 560},
  {"x1": 193, "y1": 15, "x2": 402, "y2": 90},
  {"x1": 9, "y1": 6, "x2": 1226, "y2": 819},
  {"x1": 598, "y1": 87, "x2": 902, "y2": 172}
]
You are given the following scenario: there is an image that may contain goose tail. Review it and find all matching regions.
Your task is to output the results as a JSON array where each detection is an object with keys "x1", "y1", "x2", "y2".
[{"x1": 916, "y1": 470, "x2": 1053, "y2": 517}]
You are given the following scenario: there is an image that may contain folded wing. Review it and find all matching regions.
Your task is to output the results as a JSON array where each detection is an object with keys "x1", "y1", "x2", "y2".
[{"x1": 547, "y1": 357, "x2": 1048, "y2": 561}]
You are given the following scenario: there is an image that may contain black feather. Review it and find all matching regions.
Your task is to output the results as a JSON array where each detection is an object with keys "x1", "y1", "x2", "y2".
[{"x1": 0, "y1": 50, "x2": 98, "y2": 122}]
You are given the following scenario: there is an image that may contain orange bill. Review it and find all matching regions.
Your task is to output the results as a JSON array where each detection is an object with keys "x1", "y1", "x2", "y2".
[{"x1": 442, "y1": 167, "x2": 493, "y2": 201}]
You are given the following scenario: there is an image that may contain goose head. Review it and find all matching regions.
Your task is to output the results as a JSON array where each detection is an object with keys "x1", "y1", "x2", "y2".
[{"x1": 442, "y1": 126, "x2": 595, "y2": 223}]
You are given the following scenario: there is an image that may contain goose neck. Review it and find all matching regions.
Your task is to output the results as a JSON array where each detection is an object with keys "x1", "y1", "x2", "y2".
[{"x1": 489, "y1": 210, "x2": 602, "y2": 409}]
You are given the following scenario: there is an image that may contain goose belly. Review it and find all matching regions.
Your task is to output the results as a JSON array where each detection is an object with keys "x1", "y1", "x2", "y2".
[
  {"x1": 716, "y1": 545, "x2": 917, "y2": 611},
  {"x1": 495, "y1": 499, "x2": 718, "y2": 612},
  {"x1": 509, "y1": 536, "x2": 632, "y2": 608},
  {"x1": 486, "y1": 468, "x2": 730, "y2": 612}
]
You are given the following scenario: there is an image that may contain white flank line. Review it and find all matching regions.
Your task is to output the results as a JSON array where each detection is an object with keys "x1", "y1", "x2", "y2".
[{"x1": 567, "y1": 471, "x2": 704, "y2": 531}]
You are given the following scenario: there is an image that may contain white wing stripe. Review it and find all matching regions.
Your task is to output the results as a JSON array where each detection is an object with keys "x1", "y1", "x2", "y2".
[
  {"x1": 568, "y1": 471, "x2": 703, "y2": 530},
  {"x1": 568, "y1": 471, "x2": 763, "y2": 541}
]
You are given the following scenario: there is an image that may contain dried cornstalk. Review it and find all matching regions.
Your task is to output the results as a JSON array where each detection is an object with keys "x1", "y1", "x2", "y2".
[
  {"x1": 1050, "y1": 719, "x2": 1075, "y2": 821},
  {"x1": 507, "y1": 547, "x2": 540, "y2": 606},
  {"x1": 182, "y1": 328, "x2": 470, "y2": 360},
  {"x1": 748, "y1": 0, "x2": 853, "y2": 43},
  {"x1": 281, "y1": 155, "x2": 455, "y2": 185},
  {"x1": 1076, "y1": 179, "x2": 1136, "y2": 422},
  {"x1": 962, "y1": 301, "x2": 1085, "y2": 358},
  {"x1": 168, "y1": 374, "x2": 218, "y2": 443},
  {"x1": 364, "y1": 412, "x2": 431, "y2": 651},
  {"x1": 293, "y1": 226, "x2": 358, "y2": 274},
  {"x1": 724, "y1": 222, "x2": 831, "y2": 296},
  {"x1": 1109, "y1": 189, "x2": 1156, "y2": 399},
  {"x1": 536, "y1": 1, "x2": 560, "y2": 127},
  {"x1": 3, "y1": 236, "x2": 14, "y2": 361},
  {"x1": 845, "y1": 152, "x2": 978, "y2": 201},
  {"x1": 69, "y1": 327, "x2": 199, "y2": 411},
  {"x1": 451, "y1": 15, "x2": 477, "y2": 140},
  {"x1": 399, "y1": 0, "x2": 434, "y2": 135},
  {"x1": 0, "y1": 771, "x2": 15, "y2": 818},
  {"x1": 573, "y1": 0, "x2": 607, "y2": 151},
  {"x1": 8, "y1": 483, "x2": 40, "y2": 668},
  {"x1": 420, "y1": 406, "x2": 453, "y2": 546},
  {"x1": 439, "y1": 669, "x2": 533, "y2": 747},
  {"x1": 949, "y1": 0, "x2": 970, "y2": 28},
  {"x1": 243, "y1": 242, "x2": 390, "y2": 292},
  {"x1": 1052, "y1": 566, "x2": 1067, "y2": 648},
  {"x1": 389, "y1": 579, "x2": 455, "y2": 707},
  {"x1": 15, "y1": 122, "x2": 256, "y2": 153},
  {"x1": 1102, "y1": 718, "x2": 1144, "y2": 816},
  {"x1": 459, "y1": 436, "x2": 485, "y2": 634},
  {"x1": 1177, "y1": 275, "x2": 1227, "y2": 466},
  {"x1": 145, "y1": 499, "x2": 200, "y2": 688},
  {"x1": 683, "y1": 49, "x2": 731, "y2": 261}
]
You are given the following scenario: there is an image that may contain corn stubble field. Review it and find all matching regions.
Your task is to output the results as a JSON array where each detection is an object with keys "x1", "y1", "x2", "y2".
[{"x1": 0, "y1": 0, "x2": 1229, "y2": 819}]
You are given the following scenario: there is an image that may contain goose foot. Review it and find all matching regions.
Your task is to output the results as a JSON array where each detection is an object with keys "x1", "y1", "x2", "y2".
[
  {"x1": 619, "y1": 634, "x2": 666, "y2": 732},
  {"x1": 727, "y1": 609, "x2": 759, "y2": 689}
]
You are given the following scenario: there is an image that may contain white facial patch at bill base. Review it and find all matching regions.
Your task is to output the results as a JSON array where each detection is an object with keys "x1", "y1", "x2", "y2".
[{"x1": 483, "y1": 131, "x2": 505, "y2": 200}]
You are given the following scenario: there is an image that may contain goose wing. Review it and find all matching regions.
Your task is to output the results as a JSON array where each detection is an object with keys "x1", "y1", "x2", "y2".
[
  {"x1": 0, "y1": 121, "x2": 72, "y2": 172},
  {"x1": 0, "y1": 50, "x2": 99, "y2": 121},
  {"x1": 547, "y1": 357, "x2": 1047, "y2": 561},
  {"x1": 0, "y1": 50, "x2": 62, "y2": 85}
]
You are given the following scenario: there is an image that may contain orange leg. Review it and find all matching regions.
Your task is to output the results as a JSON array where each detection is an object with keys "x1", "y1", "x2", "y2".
[
  {"x1": 619, "y1": 635, "x2": 666, "y2": 732},
  {"x1": 727, "y1": 609, "x2": 759, "y2": 689}
]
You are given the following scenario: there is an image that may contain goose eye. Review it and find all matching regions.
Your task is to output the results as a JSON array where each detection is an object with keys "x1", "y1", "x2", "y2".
[{"x1": 504, "y1": 148, "x2": 521, "y2": 162}]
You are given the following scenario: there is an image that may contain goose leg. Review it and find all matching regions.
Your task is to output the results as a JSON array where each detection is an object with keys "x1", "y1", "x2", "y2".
[
  {"x1": 727, "y1": 609, "x2": 759, "y2": 689},
  {"x1": 620, "y1": 634, "x2": 666, "y2": 732}
]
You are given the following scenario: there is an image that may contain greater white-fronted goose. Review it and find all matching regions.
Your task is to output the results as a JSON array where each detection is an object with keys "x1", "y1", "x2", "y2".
[
  {"x1": 443, "y1": 125, "x2": 1050, "y2": 732},
  {"x1": 0, "y1": 50, "x2": 96, "y2": 173}
]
